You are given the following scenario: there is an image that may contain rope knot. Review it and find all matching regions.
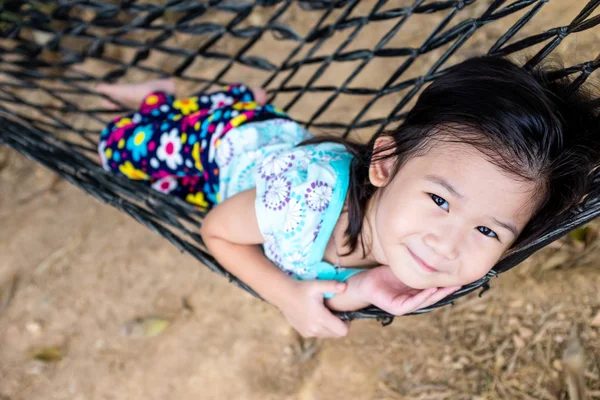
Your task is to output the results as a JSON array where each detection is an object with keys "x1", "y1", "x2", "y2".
[
  {"x1": 558, "y1": 26, "x2": 569, "y2": 39},
  {"x1": 582, "y1": 61, "x2": 595, "y2": 75}
]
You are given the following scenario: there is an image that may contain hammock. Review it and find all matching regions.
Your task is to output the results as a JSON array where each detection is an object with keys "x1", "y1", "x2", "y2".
[{"x1": 1, "y1": 0, "x2": 599, "y2": 324}]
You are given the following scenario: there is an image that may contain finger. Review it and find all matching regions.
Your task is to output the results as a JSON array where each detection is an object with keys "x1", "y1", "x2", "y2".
[
  {"x1": 301, "y1": 324, "x2": 342, "y2": 339},
  {"x1": 252, "y1": 87, "x2": 268, "y2": 105},
  {"x1": 386, "y1": 287, "x2": 438, "y2": 316},
  {"x1": 100, "y1": 98, "x2": 121, "y2": 110},
  {"x1": 321, "y1": 326, "x2": 345, "y2": 338},
  {"x1": 319, "y1": 311, "x2": 350, "y2": 337},
  {"x1": 416, "y1": 286, "x2": 461, "y2": 310},
  {"x1": 326, "y1": 321, "x2": 351, "y2": 339},
  {"x1": 314, "y1": 280, "x2": 347, "y2": 295}
]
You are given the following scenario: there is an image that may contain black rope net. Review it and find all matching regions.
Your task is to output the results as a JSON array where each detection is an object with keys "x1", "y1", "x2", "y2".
[{"x1": 1, "y1": 0, "x2": 599, "y2": 323}]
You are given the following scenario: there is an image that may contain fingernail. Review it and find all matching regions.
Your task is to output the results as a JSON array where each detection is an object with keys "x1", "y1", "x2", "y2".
[
  {"x1": 336, "y1": 283, "x2": 346, "y2": 291},
  {"x1": 430, "y1": 287, "x2": 438, "y2": 294}
]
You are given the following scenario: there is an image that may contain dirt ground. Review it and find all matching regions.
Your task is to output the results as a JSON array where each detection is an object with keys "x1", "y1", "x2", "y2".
[{"x1": 1, "y1": 1, "x2": 600, "y2": 399}]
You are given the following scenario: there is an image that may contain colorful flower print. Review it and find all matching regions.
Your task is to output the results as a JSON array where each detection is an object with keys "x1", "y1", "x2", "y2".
[
  {"x1": 106, "y1": 123, "x2": 133, "y2": 147},
  {"x1": 185, "y1": 192, "x2": 209, "y2": 209},
  {"x1": 259, "y1": 152, "x2": 295, "y2": 178},
  {"x1": 126, "y1": 124, "x2": 152, "y2": 161},
  {"x1": 305, "y1": 181, "x2": 332, "y2": 212},
  {"x1": 173, "y1": 96, "x2": 199, "y2": 115},
  {"x1": 156, "y1": 128, "x2": 183, "y2": 170},
  {"x1": 181, "y1": 109, "x2": 209, "y2": 131},
  {"x1": 209, "y1": 92, "x2": 234, "y2": 112},
  {"x1": 191, "y1": 142, "x2": 204, "y2": 172},
  {"x1": 283, "y1": 195, "x2": 305, "y2": 234},
  {"x1": 140, "y1": 92, "x2": 168, "y2": 113},
  {"x1": 181, "y1": 176, "x2": 201, "y2": 187},
  {"x1": 119, "y1": 161, "x2": 149, "y2": 180},
  {"x1": 151, "y1": 176, "x2": 178, "y2": 194},
  {"x1": 115, "y1": 117, "x2": 133, "y2": 128},
  {"x1": 215, "y1": 135, "x2": 235, "y2": 167},
  {"x1": 263, "y1": 175, "x2": 291, "y2": 211}
]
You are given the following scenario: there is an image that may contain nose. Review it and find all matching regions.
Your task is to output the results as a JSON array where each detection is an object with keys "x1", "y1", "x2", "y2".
[{"x1": 423, "y1": 222, "x2": 462, "y2": 261}]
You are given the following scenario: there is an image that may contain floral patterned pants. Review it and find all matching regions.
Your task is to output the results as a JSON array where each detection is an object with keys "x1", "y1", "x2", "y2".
[{"x1": 98, "y1": 84, "x2": 289, "y2": 210}]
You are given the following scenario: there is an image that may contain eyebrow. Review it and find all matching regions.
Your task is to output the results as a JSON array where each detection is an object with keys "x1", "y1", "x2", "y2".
[
  {"x1": 424, "y1": 174, "x2": 518, "y2": 237},
  {"x1": 424, "y1": 175, "x2": 466, "y2": 200},
  {"x1": 492, "y1": 218, "x2": 518, "y2": 237}
]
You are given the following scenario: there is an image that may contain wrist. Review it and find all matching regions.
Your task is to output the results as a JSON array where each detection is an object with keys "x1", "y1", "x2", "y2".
[
  {"x1": 263, "y1": 274, "x2": 299, "y2": 308},
  {"x1": 325, "y1": 272, "x2": 370, "y2": 312}
]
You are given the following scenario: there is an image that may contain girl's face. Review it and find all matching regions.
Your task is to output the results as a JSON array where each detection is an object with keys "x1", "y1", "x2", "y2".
[{"x1": 366, "y1": 138, "x2": 537, "y2": 290}]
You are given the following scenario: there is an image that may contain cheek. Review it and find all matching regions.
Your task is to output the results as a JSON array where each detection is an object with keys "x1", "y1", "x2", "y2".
[
  {"x1": 459, "y1": 246, "x2": 502, "y2": 283},
  {"x1": 376, "y1": 190, "x2": 428, "y2": 238}
]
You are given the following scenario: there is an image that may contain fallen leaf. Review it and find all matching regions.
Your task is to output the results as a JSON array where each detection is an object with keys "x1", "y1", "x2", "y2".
[
  {"x1": 568, "y1": 225, "x2": 598, "y2": 251},
  {"x1": 591, "y1": 311, "x2": 600, "y2": 327},
  {"x1": 29, "y1": 347, "x2": 63, "y2": 362},
  {"x1": 513, "y1": 334, "x2": 525, "y2": 349},
  {"x1": 569, "y1": 226, "x2": 589, "y2": 243},
  {"x1": 0, "y1": 273, "x2": 18, "y2": 312},
  {"x1": 121, "y1": 317, "x2": 170, "y2": 338}
]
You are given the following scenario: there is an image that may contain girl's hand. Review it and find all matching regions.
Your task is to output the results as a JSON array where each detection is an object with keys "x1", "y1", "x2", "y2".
[
  {"x1": 356, "y1": 265, "x2": 461, "y2": 316},
  {"x1": 274, "y1": 279, "x2": 350, "y2": 338}
]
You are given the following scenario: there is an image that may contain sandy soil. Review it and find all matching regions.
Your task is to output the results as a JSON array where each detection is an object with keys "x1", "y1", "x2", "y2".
[{"x1": 1, "y1": 1, "x2": 600, "y2": 399}]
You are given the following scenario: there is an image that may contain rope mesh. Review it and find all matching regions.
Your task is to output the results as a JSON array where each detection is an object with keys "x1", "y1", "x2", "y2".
[{"x1": 1, "y1": 0, "x2": 599, "y2": 322}]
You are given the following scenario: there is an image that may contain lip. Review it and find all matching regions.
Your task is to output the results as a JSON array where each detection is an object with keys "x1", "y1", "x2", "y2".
[{"x1": 407, "y1": 248, "x2": 438, "y2": 273}]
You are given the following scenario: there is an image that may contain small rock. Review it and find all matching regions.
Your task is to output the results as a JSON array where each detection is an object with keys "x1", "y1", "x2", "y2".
[
  {"x1": 26, "y1": 321, "x2": 42, "y2": 336},
  {"x1": 554, "y1": 335, "x2": 564, "y2": 343},
  {"x1": 121, "y1": 316, "x2": 170, "y2": 338},
  {"x1": 525, "y1": 304, "x2": 534, "y2": 313},
  {"x1": 451, "y1": 362, "x2": 464, "y2": 370},
  {"x1": 519, "y1": 326, "x2": 533, "y2": 339},
  {"x1": 458, "y1": 356, "x2": 470, "y2": 365},
  {"x1": 552, "y1": 359, "x2": 563, "y2": 371}
]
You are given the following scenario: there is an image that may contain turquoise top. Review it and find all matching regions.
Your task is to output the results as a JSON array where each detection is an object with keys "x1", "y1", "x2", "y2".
[{"x1": 216, "y1": 119, "x2": 364, "y2": 295}]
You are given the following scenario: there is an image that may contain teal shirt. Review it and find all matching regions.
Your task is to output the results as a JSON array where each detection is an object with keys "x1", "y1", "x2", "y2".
[{"x1": 216, "y1": 119, "x2": 365, "y2": 294}]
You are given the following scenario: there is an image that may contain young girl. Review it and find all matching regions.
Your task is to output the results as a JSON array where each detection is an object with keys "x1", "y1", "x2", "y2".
[{"x1": 97, "y1": 57, "x2": 600, "y2": 338}]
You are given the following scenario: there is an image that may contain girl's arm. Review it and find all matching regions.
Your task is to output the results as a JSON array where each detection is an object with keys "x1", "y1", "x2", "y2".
[
  {"x1": 200, "y1": 188, "x2": 350, "y2": 338},
  {"x1": 326, "y1": 266, "x2": 462, "y2": 315}
]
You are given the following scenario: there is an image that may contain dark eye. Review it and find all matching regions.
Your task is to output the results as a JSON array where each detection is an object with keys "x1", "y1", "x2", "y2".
[
  {"x1": 477, "y1": 226, "x2": 498, "y2": 239},
  {"x1": 430, "y1": 193, "x2": 449, "y2": 211}
]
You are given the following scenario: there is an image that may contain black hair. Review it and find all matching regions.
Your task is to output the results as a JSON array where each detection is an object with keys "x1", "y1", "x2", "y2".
[{"x1": 299, "y1": 56, "x2": 600, "y2": 258}]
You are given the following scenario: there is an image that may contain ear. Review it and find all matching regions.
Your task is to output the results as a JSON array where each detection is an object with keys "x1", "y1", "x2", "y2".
[{"x1": 369, "y1": 136, "x2": 396, "y2": 187}]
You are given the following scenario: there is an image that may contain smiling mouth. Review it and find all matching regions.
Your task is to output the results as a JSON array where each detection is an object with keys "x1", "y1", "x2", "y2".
[{"x1": 407, "y1": 248, "x2": 438, "y2": 273}]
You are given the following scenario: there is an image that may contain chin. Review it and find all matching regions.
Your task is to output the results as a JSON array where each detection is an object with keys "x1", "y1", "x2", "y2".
[{"x1": 390, "y1": 266, "x2": 432, "y2": 290}]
